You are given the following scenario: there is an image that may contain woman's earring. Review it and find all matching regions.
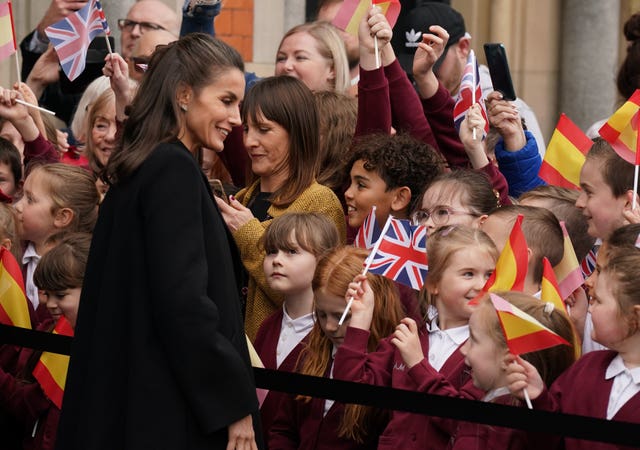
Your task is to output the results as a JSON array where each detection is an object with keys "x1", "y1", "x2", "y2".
[{"x1": 180, "y1": 104, "x2": 188, "y2": 112}]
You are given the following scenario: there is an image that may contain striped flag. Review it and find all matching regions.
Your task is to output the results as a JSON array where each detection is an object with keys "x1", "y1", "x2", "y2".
[
  {"x1": 45, "y1": 0, "x2": 110, "y2": 81},
  {"x1": 484, "y1": 214, "x2": 528, "y2": 292},
  {"x1": 540, "y1": 257, "x2": 567, "y2": 314},
  {"x1": 354, "y1": 206, "x2": 381, "y2": 250},
  {"x1": 332, "y1": 0, "x2": 401, "y2": 37},
  {"x1": 0, "y1": 247, "x2": 31, "y2": 329},
  {"x1": 539, "y1": 114, "x2": 591, "y2": 190},
  {"x1": 0, "y1": 1, "x2": 17, "y2": 62},
  {"x1": 32, "y1": 316, "x2": 74, "y2": 409},
  {"x1": 554, "y1": 221, "x2": 585, "y2": 300},
  {"x1": 367, "y1": 216, "x2": 428, "y2": 290},
  {"x1": 453, "y1": 50, "x2": 489, "y2": 138},
  {"x1": 489, "y1": 293, "x2": 571, "y2": 356},
  {"x1": 599, "y1": 89, "x2": 640, "y2": 165}
]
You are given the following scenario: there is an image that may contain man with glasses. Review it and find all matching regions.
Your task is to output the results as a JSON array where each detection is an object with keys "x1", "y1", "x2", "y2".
[{"x1": 19, "y1": 0, "x2": 179, "y2": 125}]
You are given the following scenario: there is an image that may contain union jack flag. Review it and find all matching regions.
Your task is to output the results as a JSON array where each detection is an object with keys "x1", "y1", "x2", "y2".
[
  {"x1": 453, "y1": 50, "x2": 489, "y2": 138},
  {"x1": 45, "y1": 0, "x2": 110, "y2": 81},
  {"x1": 354, "y1": 206, "x2": 381, "y2": 250},
  {"x1": 367, "y1": 216, "x2": 428, "y2": 290}
]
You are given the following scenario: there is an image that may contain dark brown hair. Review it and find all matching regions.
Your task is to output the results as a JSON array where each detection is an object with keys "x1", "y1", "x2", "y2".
[
  {"x1": 242, "y1": 76, "x2": 320, "y2": 207},
  {"x1": 34, "y1": 232, "x2": 92, "y2": 291},
  {"x1": 585, "y1": 137, "x2": 634, "y2": 197},
  {"x1": 106, "y1": 33, "x2": 244, "y2": 184}
]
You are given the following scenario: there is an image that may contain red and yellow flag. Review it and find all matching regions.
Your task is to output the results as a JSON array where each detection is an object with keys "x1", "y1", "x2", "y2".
[
  {"x1": 484, "y1": 214, "x2": 529, "y2": 292},
  {"x1": 599, "y1": 89, "x2": 640, "y2": 165},
  {"x1": 332, "y1": 0, "x2": 401, "y2": 36},
  {"x1": 32, "y1": 317, "x2": 74, "y2": 409},
  {"x1": 0, "y1": 247, "x2": 31, "y2": 329},
  {"x1": 539, "y1": 114, "x2": 591, "y2": 190},
  {"x1": 540, "y1": 257, "x2": 567, "y2": 314},
  {"x1": 0, "y1": 2, "x2": 17, "y2": 63},
  {"x1": 554, "y1": 221, "x2": 584, "y2": 300},
  {"x1": 489, "y1": 293, "x2": 571, "y2": 355}
]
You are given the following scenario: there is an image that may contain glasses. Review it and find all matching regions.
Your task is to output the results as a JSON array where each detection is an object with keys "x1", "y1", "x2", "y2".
[
  {"x1": 411, "y1": 206, "x2": 476, "y2": 226},
  {"x1": 131, "y1": 56, "x2": 150, "y2": 73},
  {"x1": 117, "y1": 19, "x2": 166, "y2": 33}
]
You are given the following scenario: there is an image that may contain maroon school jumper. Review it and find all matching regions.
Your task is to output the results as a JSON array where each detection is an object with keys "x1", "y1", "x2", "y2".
[
  {"x1": 356, "y1": 60, "x2": 511, "y2": 207},
  {"x1": 532, "y1": 350, "x2": 640, "y2": 450},
  {"x1": 406, "y1": 358, "x2": 546, "y2": 450},
  {"x1": 0, "y1": 319, "x2": 60, "y2": 450},
  {"x1": 333, "y1": 327, "x2": 473, "y2": 450},
  {"x1": 254, "y1": 308, "x2": 309, "y2": 447},
  {"x1": 269, "y1": 363, "x2": 382, "y2": 450}
]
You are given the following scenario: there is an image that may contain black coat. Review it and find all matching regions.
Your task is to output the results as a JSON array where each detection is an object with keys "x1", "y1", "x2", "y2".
[{"x1": 55, "y1": 142, "x2": 260, "y2": 449}]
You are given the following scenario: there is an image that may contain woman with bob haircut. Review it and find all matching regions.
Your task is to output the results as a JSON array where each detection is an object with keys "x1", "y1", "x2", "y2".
[{"x1": 216, "y1": 75, "x2": 346, "y2": 341}]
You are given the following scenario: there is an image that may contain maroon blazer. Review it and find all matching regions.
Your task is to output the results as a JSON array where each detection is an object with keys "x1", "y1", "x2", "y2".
[
  {"x1": 254, "y1": 309, "x2": 309, "y2": 447},
  {"x1": 334, "y1": 327, "x2": 473, "y2": 450}
]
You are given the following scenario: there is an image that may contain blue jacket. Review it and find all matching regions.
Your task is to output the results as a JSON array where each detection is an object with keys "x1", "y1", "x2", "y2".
[{"x1": 495, "y1": 130, "x2": 546, "y2": 198}]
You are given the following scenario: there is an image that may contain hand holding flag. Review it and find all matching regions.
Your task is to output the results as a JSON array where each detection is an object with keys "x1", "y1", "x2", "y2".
[
  {"x1": 332, "y1": 0, "x2": 401, "y2": 37},
  {"x1": 489, "y1": 292, "x2": 571, "y2": 408},
  {"x1": 453, "y1": 50, "x2": 489, "y2": 140}
]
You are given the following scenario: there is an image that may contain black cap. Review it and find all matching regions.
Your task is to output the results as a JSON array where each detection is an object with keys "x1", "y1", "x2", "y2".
[{"x1": 391, "y1": 2, "x2": 466, "y2": 75}]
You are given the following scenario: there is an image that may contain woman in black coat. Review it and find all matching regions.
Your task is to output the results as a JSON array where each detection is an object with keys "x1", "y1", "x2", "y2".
[{"x1": 55, "y1": 33, "x2": 260, "y2": 450}]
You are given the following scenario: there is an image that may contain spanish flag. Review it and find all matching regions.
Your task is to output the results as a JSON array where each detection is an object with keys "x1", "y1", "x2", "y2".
[
  {"x1": 0, "y1": 247, "x2": 31, "y2": 329},
  {"x1": 599, "y1": 89, "x2": 640, "y2": 165},
  {"x1": 539, "y1": 114, "x2": 591, "y2": 190},
  {"x1": 32, "y1": 316, "x2": 74, "y2": 409},
  {"x1": 540, "y1": 257, "x2": 567, "y2": 314},
  {"x1": 554, "y1": 221, "x2": 584, "y2": 300},
  {"x1": 489, "y1": 293, "x2": 571, "y2": 356},
  {"x1": 484, "y1": 214, "x2": 529, "y2": 292},
  {"x1": 0, "y1": 1, "x2": 17, "y2": 62},
  {"x1": 332, "y1": 0, "x2": 401, "y2": 37}
]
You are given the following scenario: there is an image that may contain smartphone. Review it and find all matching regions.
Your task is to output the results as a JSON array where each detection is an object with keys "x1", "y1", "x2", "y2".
[
  {"x1": 209, "y1": 179, "x2": 228, "y2": 203},
  {"x1": 483, "y1": 43, "x2": 517, "y2": 101}
]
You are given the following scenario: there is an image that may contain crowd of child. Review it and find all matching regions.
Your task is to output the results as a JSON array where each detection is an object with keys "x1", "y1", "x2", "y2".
[{"x1": 0, "y1": 0, "x2": 638, "y2": 449}]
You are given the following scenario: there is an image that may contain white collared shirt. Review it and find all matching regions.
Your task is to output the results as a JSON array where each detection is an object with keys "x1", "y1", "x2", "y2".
[
  {"x1": 22, "y1": 242, "x2": 41, "y2": 310},
  {"x1": 425, "y1": 305, "x2": 470, "y2": 371},
  {"x1": 483, "y1": 386, "x2": 510, "y2": 403},
  {"x1": 323, "y1": 346, "x2": 338, "y2": 417},
  {"x1": 605, "y1": 354, "x2": 640, "y2": 419},
  {"x1": 277, "y1": 305, "x2": 313, "y2": 368}
]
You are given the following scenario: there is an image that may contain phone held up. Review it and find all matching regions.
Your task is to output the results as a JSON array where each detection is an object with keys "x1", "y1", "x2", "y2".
[
  {"x1": 209, "y1": 179, "x2": 229, "y2": 204},
  {"x1": 483, "y1": 43, "x2": 517, "y2": 101}
]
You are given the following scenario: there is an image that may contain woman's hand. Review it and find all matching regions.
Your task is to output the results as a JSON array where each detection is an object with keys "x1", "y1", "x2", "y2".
[
  {"x1": 485, "y1": 91, "x2": 525, "y2": 151},
  {"x1": 215, "y1": 195, "x2": 255, "y2": 232},
  {"x1": 344, "y1": 274, "x2": 375, "y2": 331},
  {"x1": 226, "y1": 414, "x2": 257, "y2": 450},
  {"x1": 103, "y1": 52, "x2": 132, "y2": 121},
  {"x1": 391, "y1": 318, "x2": 424, "y2": 368}
]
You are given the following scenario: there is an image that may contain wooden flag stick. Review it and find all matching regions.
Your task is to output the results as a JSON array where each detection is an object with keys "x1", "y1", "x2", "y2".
[{"x1": 338, "y1": 214, "x2": 392, "y2": 326}]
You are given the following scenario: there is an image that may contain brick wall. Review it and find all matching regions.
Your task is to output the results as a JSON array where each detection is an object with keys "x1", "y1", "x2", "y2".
[{"x1": 217, "y1": 0, "x2": 254, "y2": 62}]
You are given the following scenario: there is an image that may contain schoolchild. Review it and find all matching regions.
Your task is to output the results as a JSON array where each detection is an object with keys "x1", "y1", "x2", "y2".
[
  {"x1": 13, "y1": 163, "x2": 99, "y2": 325},
  {"x1": 334, "y1": 226, "x2": 498, "y2": 449},
  {"x1": 254, "y1": 212, "x2": 341, "y2": 444},
  {"x1": 269, "y1": 246, "x2": 404, "y2": 450},
  {"x1": 507, "y1": 246, "x2": 640, "y2": 450}
]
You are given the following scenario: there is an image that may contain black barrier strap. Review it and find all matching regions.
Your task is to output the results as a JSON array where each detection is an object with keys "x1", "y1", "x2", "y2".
[
  {"x1": 0, "y1": 323, "x2": 72, "y2": 355},
  {"x1": 254, "y1": 367, "x2": 640, "y2": 447},
  {"x1": 1, "y1": 324, "x2": 639, "y2": 446}
]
